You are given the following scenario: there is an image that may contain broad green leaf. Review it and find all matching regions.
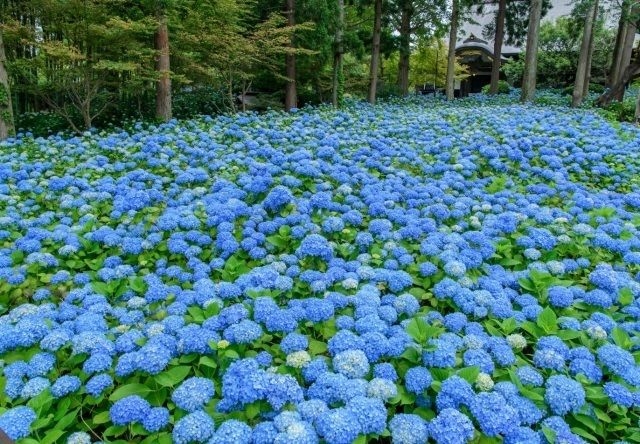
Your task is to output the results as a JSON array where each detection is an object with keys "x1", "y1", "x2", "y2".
[
  {"x1": 92, "y1": 410, "x2": 111, "y2": 425},
  {"x1": 199, "y1": 356, "x2": 218, "y2": 369},
  {"x1": 245, "y1": 402, "x2": 261, "y2": 419},
  {"x1": 537, "y1": 307, "x2": 557, "y2": 333},
  {"x1": 612, "y1": 327, "x2": 631, "y2": 348},
  {"x1": 41, "y1": 431, "x2": 64, "y2": 444},
  {"x1": 457, "y1": 366, "x2": 480, "y2": 384},
  {"x1": 155, "y1": 365, "x2": 191, "y2": 387},
  {"x1": 109, "y1": 383, "x2": 152, "y2": 401},
  {"x1": 619, "y1": 288, "x2": 634, "y2": 306}
]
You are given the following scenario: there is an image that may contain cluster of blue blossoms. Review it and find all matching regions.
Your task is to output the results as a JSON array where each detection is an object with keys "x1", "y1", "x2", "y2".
[{"x1": 1, "y1": 97, "x2": 640, "y2": 443}]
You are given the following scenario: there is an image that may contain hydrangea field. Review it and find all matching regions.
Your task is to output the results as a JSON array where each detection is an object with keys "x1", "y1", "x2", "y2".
[{"x1": 2, "y1": 97, "x2": 640, "y2": 444}]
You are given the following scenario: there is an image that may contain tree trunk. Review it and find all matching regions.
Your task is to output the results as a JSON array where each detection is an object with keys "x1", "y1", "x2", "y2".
[
  {"x1": 155, "y1": 14, "x2": 172, "y2": 122},
  {"x1": 368, "y1": 0, "x2": 383, "y2": 104},
  {"x1": 445, "y1": 0, "x2": 459, "y2": 100},
  {"x1": 284, "y1": 0, "x2": 297, "y2": 111},
  {"x1": 397, "y1": 1, "x2": 412, "y2": 96},
  {"x1": 489, "y1": 0, "x2": 506, "y2": 94},
  {"x1": 520, "y1": 0, "x2": 543, "y2": 103},
  {"x1": 582, "y1": 0, "x2": 598, "y2": 99},
  {"x1": 332, "y1": 0, "x2": 345, "y2": 108},
  {"x1": 635, "y1": 86, "x2": 640, "y2": 125},
  {"x1": 597, "y1": 58, "x2": 640, "y2": 107},
  {"x1": 572, "y1": 0, "x2": 597, "y2": 107},
  {"x1": 608, "y1": 1, "x2": 627, "y2": 87},
  {"x1": 0, "y1": 31, "x2": 14, "y2": 140},
  {"x1": 0, "y1": 30, "x2": 15, "y2": 140},
  {"x1": 614, "y1": 17, "x2": 637, "y2": 101}
]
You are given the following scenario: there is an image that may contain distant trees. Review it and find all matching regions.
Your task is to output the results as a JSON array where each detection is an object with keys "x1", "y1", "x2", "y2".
[{"x1": 5, "y1": 0, "x2": 634, "y2": 137}]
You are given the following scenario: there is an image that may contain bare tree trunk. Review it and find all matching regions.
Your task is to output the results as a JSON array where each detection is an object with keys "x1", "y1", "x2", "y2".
[
  {"x1": 520, "y1": 0, "x2": 543, "y2": 103},
  {"x1": 489, "y1": 0, "x2": 506, "y2": 94},
  {"x1": 155, "y1": 14, "x2": 172, "y2": 122},
  {"x1": 368, "y1": 0, "x2": 383, "y2": 104},
  {"x1": 0, "y1": 30, "x2": 15, "y2": 140},
  {"x1": 597, "y1": 58, "x2": 640, "y2": 106},
  {"x1": 609, "y1": 1, "x2": 627, "y2": 87},
  {"x1": 397, "y1": 0, "x2": 412, "y2": 96},
  {"x1": 614, "y1": 18, "x2": 637, "y2": 101},
  {"x1": 582, "y1": 0, "x2": 598, "y2": 99},
  {"x1": 332, "y1": 0, "x2": 345, "y2": 108},
  {"x1": 635, "y1": 87, "x2": 640, "y2": 125},
  {"x1": 284, "y1": 0, "x2": 297, "y2": 111},
  {"x1": 572, "y1": 0, "x2": 597, "y2": 107},
  {"x1": 446, "y1": 0, "x2": 459, "y2": 100}
]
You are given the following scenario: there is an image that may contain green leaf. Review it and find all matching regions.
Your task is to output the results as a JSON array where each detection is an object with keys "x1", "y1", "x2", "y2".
[
  {"x1": 309, "y1": 339, "x2": 327, "y2": 355},
  {"x1": 500, "y1": 318, "x2": 517, "y2": 334},
  {"x1": 541, "y1": 425, "x2": 557, "y2": 444},
  {"x1": 109, "y1": 383, "x2": 152, "y2": 402},
  {"x1": 619, "y1": 288, "x2": 634, "y2": 306},
  {"x1": 103, "y1": 425, "x2": 128, "y2": 437},
  {"x1": 612, "y1": 327, "x2": 631, "y2": 348},
  {"x1": 245, "y1": 402, "x2": 261, "y2": 420},
  {"x1": 353, "y1": 435, "x2": 367, "y2": 444},
  {"x1": 457, "y1": 366, "x2": 480, "y2": 384},
  {"x1": 557, "y1": 330, "x2": 582, "y2": 341},
  {"x1": 266, "y1": 235, "x2": 287, "y2": 248},
  {"x1": 54, "y1": 408, "x2": 79, "y2": 431},
  {"x1": 155, "y1": 366, "x2": 191, "y2": 387},
  {"x1": 92, "y1": 281, "x2": 110, "y2": 295},
  {"x1": 593, "y1": 408, "x2": 611, "y2": 423},
  {"x1": 93, "y1": 410, "x2": 111, "y2": 425},
  {"x1": 571, "y1": 426, "x2": 599, "y2": 442},
  {"x1": 199, "y1": 356, "x2": 218, "y2": 369},
  {"x1": 41, "y1": 430, "x2": 64, "y2": 444},
  {"x1": 537, "y1": 306, "x2": 557, "y2": 333},
  {"x1": 11, "y1": 249, "x2": 24, "y2": 264},
  {"x1": 224, "y1": 349, "x2": 240, "y2": 360},
  {"x1": 129, "y1": 276, "x2": 147, "y2": 293},
  {"x1": 406, "y1": 317, "x2": 439, "y2": 344}
]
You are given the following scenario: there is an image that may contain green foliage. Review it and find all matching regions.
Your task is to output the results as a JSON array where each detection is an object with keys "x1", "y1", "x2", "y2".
[
  {"x1": 503, "y1": 17, "x2": 615, "y2": 88},
  {"x1": 410, "y1": 38, "x2": 467, "y2": 90},
  {"x1": 481, "y1": 80, "x2": 510, "y2": 94}
]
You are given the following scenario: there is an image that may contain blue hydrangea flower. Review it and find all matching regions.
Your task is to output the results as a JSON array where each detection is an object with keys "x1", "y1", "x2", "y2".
[
  {"x1": 604, "y1": 382, "x2": 635, "y2": 408},
  {"x1": 109, "y1": 395, "x2": 151, "y2": 426},
  {"x1": 280, "y1": 332, "x2": 309, "y2": 354},
  {"x1": 404, "y1": 366, "x2": 432, "y2": 394},
  {"x1": 470, "y1": 392, "x2": 519, "y2": 436},
  {"x1": 209, "y1": 419, "x2": 252, "y2": 444},
  {"x1": 315, "y1": 408, "x2": 361, "y2": 444},
  {"x1": 516, "y1": 366, "x2": 544, "y2": 387},
  {"x1": 389, "y1": 413, "x2": 429, "y2": 444},
  {"x1": 429, "y1": 408, "x2": 475, "y2": 444},
  {"x1": 332, "y1": 350, "x2": 370, "y2": 379},
  {"x1": 173, "y1": 411, "x2": 216, "y2": 444},
  {"x1": 0, "y1": 406, "x2": 37, "y2": 440},
  {"x1": 86, "y1": 373, "x2": 113, "y2": 397},
  {"x1": 142, "y1": 407, "x2": 170, "y2": 432},
  {"x1": 50, "y1": 375, "x2": 81, "y2": 398},
  {"x1": 172, "y1": 377, "x2": 215, "y2": 412},
  {"x1": 545, "y1": 375, "x2": 585, "y2": 416}
]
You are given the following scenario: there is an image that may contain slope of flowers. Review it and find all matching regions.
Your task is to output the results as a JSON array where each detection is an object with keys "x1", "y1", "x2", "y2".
[{"x1": 1, "y1": 98, "x2": 640, "y2": 444}]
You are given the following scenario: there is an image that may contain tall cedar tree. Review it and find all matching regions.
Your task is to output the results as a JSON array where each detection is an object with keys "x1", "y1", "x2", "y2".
[
  {"x1": 0, "y1": 29, "x2": 15, "y2": 139},
  {"x1": 520, "y1": 0, "x2": 542, "y2": 102}
]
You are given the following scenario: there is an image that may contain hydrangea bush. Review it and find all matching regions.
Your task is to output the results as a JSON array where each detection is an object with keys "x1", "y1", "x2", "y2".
[{"x1": 1, "y1": 96, "x2": 640, "y2": 443}]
